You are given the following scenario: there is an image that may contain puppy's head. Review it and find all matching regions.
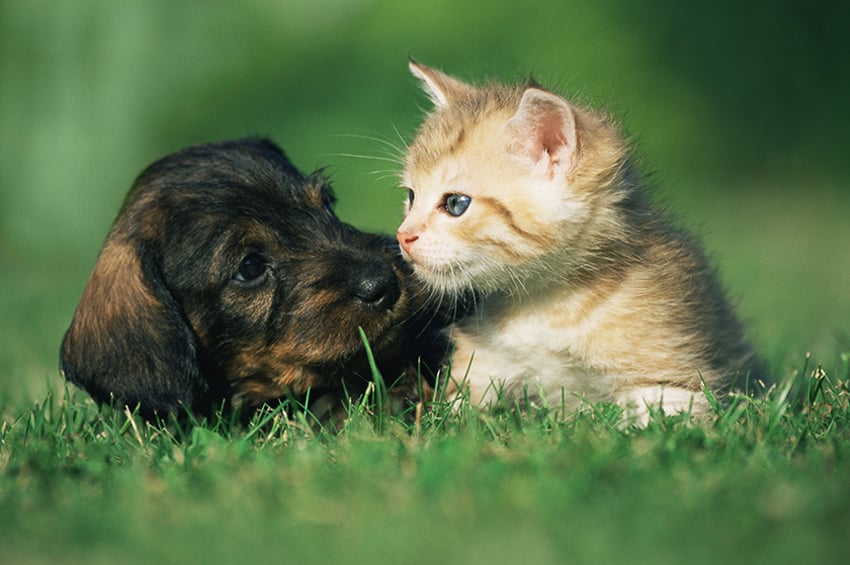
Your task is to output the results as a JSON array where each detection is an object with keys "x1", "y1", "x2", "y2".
[{"x1": 61, "y1": 139, "x2": 436, "y2": 417}]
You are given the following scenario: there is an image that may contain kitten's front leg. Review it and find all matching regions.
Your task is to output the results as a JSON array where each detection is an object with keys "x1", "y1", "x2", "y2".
[
  {"x1": 615, "y1": 385, "x2": 710, "y2": 426},
  {"x1": 443, "y1": 335, "x2": 515, "y2": 408}
]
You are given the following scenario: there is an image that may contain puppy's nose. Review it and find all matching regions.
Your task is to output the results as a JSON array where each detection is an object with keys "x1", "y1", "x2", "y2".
[
  {"x1": 351, "y1": 262, "x2": 400, "y2": 310},
  {"x1": 397, "y1": 231, "x2": 419, "y2": 256}
]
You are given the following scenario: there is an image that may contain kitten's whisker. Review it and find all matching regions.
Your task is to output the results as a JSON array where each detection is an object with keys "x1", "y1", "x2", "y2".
[
  {"x1": 331, "y1": 132, "x2": 405, "y2": 155},
  {"x1": 329, "y1": 153, "x2": 402, "y2": 165},
  {"x1": 373, "y1": 172, "x2": 405, "y2": 183},
  {"x1": 507, "y1": 269, "x2": 525, "y2": 298},
  {"x1": 391, "y1": 123, "x2": 410, "y2": 150}
]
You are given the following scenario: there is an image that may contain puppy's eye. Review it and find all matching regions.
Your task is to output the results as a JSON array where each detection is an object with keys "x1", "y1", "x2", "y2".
[
  {"x1": 234, "y1": 253, "x2": 268, "y2": 283},
  {"x1": 443, "y1": 193, "x2": 471, "y2": 217},
  {"x1": 322, "y1": 194, "x2": 335, "y2": 215}
]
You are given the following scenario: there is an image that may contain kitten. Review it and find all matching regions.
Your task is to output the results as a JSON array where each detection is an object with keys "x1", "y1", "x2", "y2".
[{"x1": 396, "y1": 60, "x2": 764, "y2": 421}]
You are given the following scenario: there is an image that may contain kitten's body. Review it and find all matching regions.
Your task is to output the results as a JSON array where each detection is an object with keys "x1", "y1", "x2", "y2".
[{"x1": 397, "y1": 61, "x2": 763, "y2": 420}]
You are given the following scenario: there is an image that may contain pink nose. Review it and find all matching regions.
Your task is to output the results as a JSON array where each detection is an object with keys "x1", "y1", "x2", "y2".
[{"x1": 397, "y1": 231, "x2": 419, "y2": 255}]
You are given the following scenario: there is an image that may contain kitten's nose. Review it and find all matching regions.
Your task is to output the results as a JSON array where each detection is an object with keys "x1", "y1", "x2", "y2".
[{"x1": 397, "y1": 231, "x2": 419, "y2": 256}]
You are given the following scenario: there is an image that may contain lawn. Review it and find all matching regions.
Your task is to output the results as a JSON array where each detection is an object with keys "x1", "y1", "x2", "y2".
[
  {"x1": 2, "y1": 2, "x2": 849, "y2": 563},
  {"x1": 2, "y1": 351, "x2": 850, "y2": 564}
]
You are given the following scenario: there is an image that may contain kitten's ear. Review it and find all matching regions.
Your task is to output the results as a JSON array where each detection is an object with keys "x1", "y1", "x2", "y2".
[
  {"x1": 60, "y1": 237, "x2": 207, "y2": 417},
  {"x1": 409, "y1": 59, "x2": 474, "y2": 108},
  {"x1": 505, "y1": 88, "x2": 577, "y2": 174}
]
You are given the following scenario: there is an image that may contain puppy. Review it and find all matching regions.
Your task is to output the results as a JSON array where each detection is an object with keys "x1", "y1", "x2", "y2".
[{"x1": 60, "y1": 138, "x2": 445, "y2": 419}]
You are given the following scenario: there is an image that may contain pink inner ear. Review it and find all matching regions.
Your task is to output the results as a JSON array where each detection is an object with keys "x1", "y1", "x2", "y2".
[
  {"x1": 538, "y1": 112, "x2": 570, "y2": 164},
  {"x1": 506, "y1": 89, "x2": 577, "y2": 171}
]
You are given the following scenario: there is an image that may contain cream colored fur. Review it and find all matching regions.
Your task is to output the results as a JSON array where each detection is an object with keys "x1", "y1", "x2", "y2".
[{"x1": 397, "y1": 61, "x2": 763, "y2": 422}]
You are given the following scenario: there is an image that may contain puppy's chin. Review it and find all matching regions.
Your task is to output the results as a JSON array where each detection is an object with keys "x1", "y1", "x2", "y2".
[{"x1": 223, "y1": 309, "x2": 409, "y2": 405}]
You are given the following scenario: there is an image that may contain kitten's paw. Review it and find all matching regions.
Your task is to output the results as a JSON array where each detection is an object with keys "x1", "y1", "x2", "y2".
[{"x1": 616, "y1": 385, "x2": 708, "y2": 426}]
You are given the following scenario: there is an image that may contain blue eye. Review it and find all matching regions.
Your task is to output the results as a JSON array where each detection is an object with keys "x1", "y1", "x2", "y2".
[
  {"x1": 407, "y1": 189, "x2": 415, "y2": 207},
  {"x1": 444, "y1": 193, "x2": 471, "y2": 217}
]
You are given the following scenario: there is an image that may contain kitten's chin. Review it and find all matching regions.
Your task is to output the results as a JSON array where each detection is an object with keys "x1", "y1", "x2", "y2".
[
  {"x1": 411, "y1": 263, "x2": 472, "y2": 297},
  {"x1": 412, "y1": 261, "x2": 506, "y2": 298},
  {"x1": 415, "y1": 259, "x2": 553, "y2": 300}
]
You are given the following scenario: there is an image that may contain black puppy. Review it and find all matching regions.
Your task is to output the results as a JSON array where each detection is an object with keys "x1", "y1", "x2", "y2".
[{"x1": 61, "y1": 138, "x2": 445, "y2": 419}]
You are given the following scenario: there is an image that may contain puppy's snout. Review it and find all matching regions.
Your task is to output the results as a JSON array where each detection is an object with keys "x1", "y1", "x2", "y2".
[{"x1": 350, "y1": 261, "x2": 400, "y2": 310}]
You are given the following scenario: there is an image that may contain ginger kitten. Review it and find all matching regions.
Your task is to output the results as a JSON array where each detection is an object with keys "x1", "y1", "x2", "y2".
[{"x1": 396, "y1": 60, "x2": 764, "y2": 421}]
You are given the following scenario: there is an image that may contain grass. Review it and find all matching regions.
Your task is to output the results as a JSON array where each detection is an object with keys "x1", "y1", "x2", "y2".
[
  {"x1": 2, "y1": 181, "x2": 849, "y2": 564},
  {"x1": 2, "y1": 355, "x2": 850, "y2": 565}
]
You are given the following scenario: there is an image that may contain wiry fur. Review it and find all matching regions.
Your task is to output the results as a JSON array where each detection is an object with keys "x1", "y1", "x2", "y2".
[
  {"x1": 397, "y1": 61, "x2": 765, "y2": 421},
  {"x1": 61, "y1": 138, "x2": 446, "y2": 420}
]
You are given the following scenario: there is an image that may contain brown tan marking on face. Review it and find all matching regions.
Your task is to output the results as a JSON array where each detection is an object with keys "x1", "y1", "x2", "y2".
[
  {"x1": 234, "y1": 364, "x2": 327, "y2": 407},
  {"x1": 228, "y1": 345, "x2": 327, "y2": 395}
]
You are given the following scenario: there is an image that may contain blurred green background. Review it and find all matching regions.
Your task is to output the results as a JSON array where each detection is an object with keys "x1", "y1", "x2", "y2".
[{"x1": 1, "y1": 0, "x2": 848, "y2": 404}]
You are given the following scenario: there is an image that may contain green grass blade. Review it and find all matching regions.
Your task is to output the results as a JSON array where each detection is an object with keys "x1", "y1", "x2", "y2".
[{"x1": 358, "y1": 326, "x2": 386, "y2": 433}]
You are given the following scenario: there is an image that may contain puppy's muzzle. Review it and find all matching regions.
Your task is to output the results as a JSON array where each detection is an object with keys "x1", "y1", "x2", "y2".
[{"x1": 348, "y1": 258, "x2": 400, "y2": 310}]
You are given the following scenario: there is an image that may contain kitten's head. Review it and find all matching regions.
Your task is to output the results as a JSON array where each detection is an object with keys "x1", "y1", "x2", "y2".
[{"x1": 397, "y1": 60, "x2": 630, "y2": 297}]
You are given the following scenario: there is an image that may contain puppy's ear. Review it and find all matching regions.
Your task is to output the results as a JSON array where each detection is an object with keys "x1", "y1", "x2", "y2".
[{"x1": 61, "y1": 237, "x2": 209, "y2": 416}]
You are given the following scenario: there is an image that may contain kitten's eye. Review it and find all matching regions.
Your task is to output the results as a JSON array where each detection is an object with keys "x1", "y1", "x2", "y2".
[
  {"x1": 233, "y1": 253, "x2": 269, "y2": 284},
  {"x1": 444, "y1": 193, "x2": 471, "y2": 217},
  {"x1": 406, "y1": 188, "x2": 415, "y2": 207},
  {"x1": 322, "y1": 194, "x2": 335, "y2": 215}
]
